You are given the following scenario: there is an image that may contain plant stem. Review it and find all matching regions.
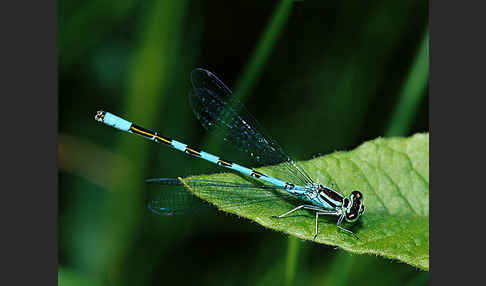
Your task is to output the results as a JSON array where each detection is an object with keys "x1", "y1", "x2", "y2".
[
  {"x1": 285, "y1": 236, "x2": 300, "y2": 286},
  {"x1": 234, "y1": 0, "x2": 294, "y2": 103}
]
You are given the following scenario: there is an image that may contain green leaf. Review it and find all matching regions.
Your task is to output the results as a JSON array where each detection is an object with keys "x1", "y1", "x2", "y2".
[{"x1": 182, "y1": 133, "x2": 429, "y2": 270}]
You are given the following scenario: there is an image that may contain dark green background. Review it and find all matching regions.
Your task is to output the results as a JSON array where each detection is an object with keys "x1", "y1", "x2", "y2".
[{"x1": 59, "y1": 1, "x2": 429, "y2": 285}]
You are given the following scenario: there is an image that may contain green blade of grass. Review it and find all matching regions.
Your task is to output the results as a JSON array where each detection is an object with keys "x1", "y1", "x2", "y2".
[
  {"x1": 233, "y1": 0, "x2": 294, "y2": 103},
  {"x1": 386, "y1": 29, "x2": 429, "y2": 137}
]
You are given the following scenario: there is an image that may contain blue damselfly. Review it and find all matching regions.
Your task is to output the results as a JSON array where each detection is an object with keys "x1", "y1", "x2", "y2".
[{"x1": 95, "y1": 68, "x2": 365, "y2": 239}]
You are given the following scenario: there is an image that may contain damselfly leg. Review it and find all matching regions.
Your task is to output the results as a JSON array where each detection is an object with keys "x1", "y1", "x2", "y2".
[
  {"x1": 273, "y1": 204, "x2": 321, "y2": 218},
  {"x1": 336, "y1": 214, "x2": 359, "y2": 239},
  {"x1": 273, "y1": 205, "x2": 342, "y2": 240}
]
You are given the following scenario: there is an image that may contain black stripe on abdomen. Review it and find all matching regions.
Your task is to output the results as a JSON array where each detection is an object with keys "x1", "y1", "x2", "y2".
[
  {"x1": 217, "y1": 159, "x2": 233, "y2": 168},
  {"x1": 130, "y1": 124, "x2": 156, "y2": 139},
  {"x1": 184, "y1": 146, "x2": 201, "y2": 157},
  {"x1": 130, "y1": 124, "x2": 172, "y2": 145},
  {"x1": 285, "y1": 183, "x2": 295, "y2": 190},
  {"x1": 250, "y1": 170, "x2": 265, "y2": 178}
]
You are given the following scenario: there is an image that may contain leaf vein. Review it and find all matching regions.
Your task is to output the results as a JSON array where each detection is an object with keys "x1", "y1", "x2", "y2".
[
  {"x1": 364, "y1": 144, "x2": 419, "y2": 215},
  {"x1": 383, "y1": 143, "x2": 429, "y2": 187}
]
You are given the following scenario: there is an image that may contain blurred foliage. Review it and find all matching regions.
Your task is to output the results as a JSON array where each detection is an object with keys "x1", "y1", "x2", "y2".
[{"x1": 59, "y1": 0, "x2": 428, "y2": 285}]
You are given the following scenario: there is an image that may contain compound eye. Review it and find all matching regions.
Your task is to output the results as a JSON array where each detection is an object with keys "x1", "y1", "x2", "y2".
[
  {"x1": 351, "y1": 190, "x2": 362, "y2": 199},
  {"x1": 359, "y1": 204, "x2": 365, "y2": 215},
  {"x1": 345, "y1": 191, "x2": 364, "y2": 222}
]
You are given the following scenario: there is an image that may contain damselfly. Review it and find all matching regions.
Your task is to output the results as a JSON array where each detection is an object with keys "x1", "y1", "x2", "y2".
[{"x1": 94, "y1": 68, "x2": 365, "y2": 239}]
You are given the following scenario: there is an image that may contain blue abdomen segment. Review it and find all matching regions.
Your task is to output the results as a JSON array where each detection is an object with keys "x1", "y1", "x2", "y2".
[
  {"x1": 101, "y1": 112, "x2": 132, "y2": 131},
  {"x1": 262, "y1": 175, "x2": 287, "y2": 189},
  {"x1": 200, "y1": 151, "x2": 219, "y2": 163},
  {"x1": 171, "y1": 140, "x2": 187, "y2": 152},
  {"x1": 230, "y1": 163, "x2": 252, "y2": 176}
]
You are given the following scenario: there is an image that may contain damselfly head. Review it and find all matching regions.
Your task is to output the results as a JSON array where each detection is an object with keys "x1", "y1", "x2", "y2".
[{"x1": 344, "y1": 190, "x2": 365, "y2": 223}]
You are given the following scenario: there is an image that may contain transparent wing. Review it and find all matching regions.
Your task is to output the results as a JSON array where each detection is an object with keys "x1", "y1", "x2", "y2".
[
  {"x1": 146, "y1": 178, "x2": 306, "y2": 216},
  {"x1": 189, "y1": 68, "x2": 314, "y2": 186}
]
